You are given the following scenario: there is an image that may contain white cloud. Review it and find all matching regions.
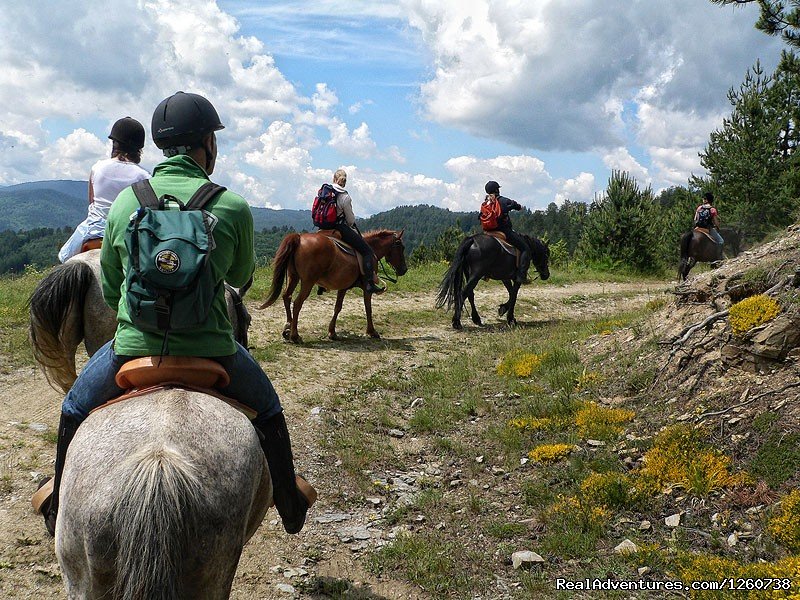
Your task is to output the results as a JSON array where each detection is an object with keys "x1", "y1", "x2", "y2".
[
  {"x1": 46, "y1": 130, "x2": 108, "y2": 180},
  {"x1": 555, "y1": 172, "x2": 596, "y2": 204},
  {"x1": 602, "y1": 148, "x2": 650, "y2": 185}
]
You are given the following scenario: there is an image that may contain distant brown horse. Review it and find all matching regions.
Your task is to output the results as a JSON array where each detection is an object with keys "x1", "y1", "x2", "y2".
[
  {"x1": 260, "y1": 230, "x2": 407, "y2": 342},
  {"x1": 678, "y1": 229, "x2": 724, "y2": 281}
]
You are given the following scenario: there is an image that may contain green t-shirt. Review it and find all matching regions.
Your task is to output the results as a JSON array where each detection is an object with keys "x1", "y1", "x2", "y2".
[{"x1": 101, "y1": 155, "x2": 255, "y2": 357}]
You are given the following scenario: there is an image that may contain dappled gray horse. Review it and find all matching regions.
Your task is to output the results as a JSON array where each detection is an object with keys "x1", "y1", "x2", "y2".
[
  {"x1": 56, "y1": 388, "x2": 271, "y2": 599},
  {"x1": 29, "y1": 250, "x2": 251, "y2": 392}
]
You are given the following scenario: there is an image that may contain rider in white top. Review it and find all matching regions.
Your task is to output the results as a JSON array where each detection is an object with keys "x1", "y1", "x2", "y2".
[{"x1": 58, "y1": 117, "x2": 150, "y2": 263}]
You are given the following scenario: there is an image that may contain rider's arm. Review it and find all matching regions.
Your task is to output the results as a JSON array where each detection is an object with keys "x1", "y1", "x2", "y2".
[
  {"x1": 712, "y1": 209, "x2": 720, "y2": 229},
  {"x1": 340, "y1": 193, "x2": 356, "y2": 227},
  {"x1": 100, "y1": 199, "x2": 125, "y2": 310},
  {"x1": 227, "y1": 199, "x2": 256, "y2": 288}
]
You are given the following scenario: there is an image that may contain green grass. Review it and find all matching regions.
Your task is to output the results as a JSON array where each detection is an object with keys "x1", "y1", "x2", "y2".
[
  {"x1": 368, "y1": 532, "x2": 476, "y2": 595},
  {"x1": 749, "y1": 431, "x2": 800, "y2": 488},
  {"x1": 0, "y1": 269, "x2": 41, "y2": 368}
]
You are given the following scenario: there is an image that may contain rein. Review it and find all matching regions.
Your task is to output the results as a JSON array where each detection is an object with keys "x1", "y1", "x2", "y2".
[{"x1": 379, "y1": 259, "x2": 398, "y2": 284}]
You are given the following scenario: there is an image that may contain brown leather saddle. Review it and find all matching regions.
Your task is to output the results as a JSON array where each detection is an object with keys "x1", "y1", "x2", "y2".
[
  {"x1": 90, "y1": 356, "x2": 257, "y2": 420},
  {"x1": 693, "y1": 226, "x2": 717, "y2": 243},
  {"x1": 81, "y1": 238, "x2": 103, "y2": 253},
  {"x1": 316, "y1": 230, "x2": 365, "y2": 274}
]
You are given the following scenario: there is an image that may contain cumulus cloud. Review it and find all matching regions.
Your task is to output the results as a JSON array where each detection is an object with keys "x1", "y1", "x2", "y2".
[
  {"x1": 46, "y1": 130, "x2": 108, "y2": 180},
  {"x1": 402, "y1": 0, "x2": 783, "y2": 159}
]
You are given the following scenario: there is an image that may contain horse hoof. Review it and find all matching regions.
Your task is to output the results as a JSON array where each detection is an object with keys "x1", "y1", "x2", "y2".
[
  {"x1": 282, "y1": 329, "x2": 290, "y2": 340},
  {"x1": 498, "y1": 304, "x2": 508, "y2": 316},
  {"x1": 368, "y1": 332, "x2": 381, "y2": 339},
  {"x1": 472, "y1": 318, "x2": 482, "y2": 326},
  {"x1": 290, "y1": 336, "x2": 302, "y2": 344},
  {"x1": 453, "y1": 322, "x2": 463, "y2": 330},
  {"x1": 508, "y1": 319, "x2": 517, "y2": 327},
  {"x1": 328, "y1": 332, "x2": 338, "y2": 341}
]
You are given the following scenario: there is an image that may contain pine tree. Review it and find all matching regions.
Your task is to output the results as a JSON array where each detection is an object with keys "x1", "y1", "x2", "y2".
[{"x1": 577, "y1": 171, "x2": 663, "y2": 272}]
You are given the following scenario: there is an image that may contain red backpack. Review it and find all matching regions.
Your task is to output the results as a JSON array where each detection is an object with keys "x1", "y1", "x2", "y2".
[
  {"x1": 480, "y1": 196, "x2": 502, "y2": 231},
  {"x1": 312, "y1": 184, "x2": 340, "y2": 228}
]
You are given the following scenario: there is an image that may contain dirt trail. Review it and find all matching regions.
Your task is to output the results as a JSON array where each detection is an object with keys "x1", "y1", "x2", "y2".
[{"x1": 0, "y1": 279, "x2": 667, "y2": 599}]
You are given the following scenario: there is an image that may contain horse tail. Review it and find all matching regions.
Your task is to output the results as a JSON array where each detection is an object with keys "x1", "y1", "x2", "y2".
[
  {"x1": 112, "y1": 443, "x2": 203, "y2": 600},
  {"x1": 436, "y1": 237, "x2": 473, "y2": 311},
  {"x1": 261, "y1": 233, "x2": 300, "y2": 308},
  {"x1": 28, "y1": 260, "x2": 95, "y2": 393}
]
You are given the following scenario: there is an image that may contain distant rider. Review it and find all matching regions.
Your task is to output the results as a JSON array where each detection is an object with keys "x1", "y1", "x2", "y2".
[
  {"x1": 324, "y1": 169, "x2": 385, "y2": 295},
  {"x1": 694, "y1": 192, "x2": 724, "y2": 245},
  {"x1": 484, "y1": 180, "x2": 531, "y2": 284},
  {"x1": 34, "y1": 92, "x2": 315, "y2": 537},
  {"x1": 58, "y1": 117, "x2": 150, "y2": 262}
]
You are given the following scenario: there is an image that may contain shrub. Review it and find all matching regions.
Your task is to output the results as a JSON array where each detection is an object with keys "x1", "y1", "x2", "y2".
[
  {"x1": 507, "y1": 417, "x2": 552, "y2": 431},
  {"x1": 728, "y1": 294, "x2": 781, "y2": 336},
  {"x1": 497, "y1": 352, "x2": 546, "y2": 377},
  {"x1": 637, "y1": 425, "x2": 750, "y2": 496},
  {"x1": 574, "y1": 402, "x2": 635, "y2": 440},
  {"x1": 580, "y1": 471, "x2": 637, "y2": 508},
  {"x1": 768, "y1": 489, "x2": 800, "y2": 552},
  {"x1": 528, "y1": 443, "x2": 574, "y2": 463}
]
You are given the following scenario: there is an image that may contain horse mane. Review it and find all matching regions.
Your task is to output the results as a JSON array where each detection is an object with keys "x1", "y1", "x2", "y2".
[{"x1": 363, "y1": 229, "x2": 396, "y2": 240}]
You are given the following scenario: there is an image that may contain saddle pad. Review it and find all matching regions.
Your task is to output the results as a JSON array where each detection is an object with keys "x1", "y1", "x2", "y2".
[
  {"x1": 116, "y1": 356, "x2": 230, "y2": 389},
  {"x1": 483, "y1": 232, "x2": 518, "y2": 257},
  {"x1": 693, "y1": 227, "x2": 716, "y2": 243},
  {"x1": 90, "y1": 383, "x2": 258, "y2": 421}
]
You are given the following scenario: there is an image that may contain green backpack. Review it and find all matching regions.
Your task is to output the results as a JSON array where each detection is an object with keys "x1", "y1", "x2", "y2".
[{"x1": 125, "y1": 180, "x2": 226, "y2": 333}]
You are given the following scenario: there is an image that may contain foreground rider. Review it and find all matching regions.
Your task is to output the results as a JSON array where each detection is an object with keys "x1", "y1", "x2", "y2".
[
  {"x1": 326, "y1": 169, "x2": 385, "y2": 294},
  {"x1": 694, "y1": 192, "x2": 724, "y2": 246},
  {"x1": 35, "y1": 92, "x2": 315, "y2": 536},
  {"x1": 484, "y1": 180, "x2": 531, "y2": 284},
  {"x1": 58, "y1": 117, "x2": 151, "y2": 262}
]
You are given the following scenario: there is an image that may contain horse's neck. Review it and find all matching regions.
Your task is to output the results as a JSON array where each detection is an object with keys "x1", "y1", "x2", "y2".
[{"x1": 366, "y1": 234, "x2": 390, "y2": 258}]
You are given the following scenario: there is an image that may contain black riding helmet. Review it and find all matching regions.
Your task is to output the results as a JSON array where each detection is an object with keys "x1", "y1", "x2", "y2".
[
  {"x1": 485, "y1": 180, "x2": 501, "y2": 195},
  {"x1": 151, "y1": 91, "x2": 224, "y2": 152},
  {"x1": 108, "y1": 117, "x2": 145, "y2": 150}
]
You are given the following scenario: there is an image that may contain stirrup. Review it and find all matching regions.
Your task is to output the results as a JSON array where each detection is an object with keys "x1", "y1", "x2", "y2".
[
  {"x1": 31, "y1": 477, "x2": 54, "y2": 514},
  {"x1": 268, "y1": 475, "x2": 317, "y2": 509}
]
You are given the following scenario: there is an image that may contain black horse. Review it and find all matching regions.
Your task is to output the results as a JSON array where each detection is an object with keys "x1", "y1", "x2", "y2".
[
  {"x1": 678, "y1": 229, "x2": 724, "y2": 281},
  {"x1": 436, "y1": 233, "x2": 550, "y2": 329}
]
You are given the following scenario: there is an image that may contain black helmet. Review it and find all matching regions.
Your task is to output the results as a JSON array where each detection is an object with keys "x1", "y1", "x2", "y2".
[
  {"x1": 108, "y1": 117, "x2": 145, "y2": 150},
  {"x1": 485, "y1": 180, "x2": 501, "y2": 194},
  {"x1": 151, "y1": 91, "x2": 224, "y2": 150}
]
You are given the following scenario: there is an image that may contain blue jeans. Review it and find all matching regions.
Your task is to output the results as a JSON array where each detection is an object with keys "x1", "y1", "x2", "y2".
[
  {"x1": 62, "y1": 340, "x2": 283, "y2": 424},
  {"x1": 710, "y1": 229, "x2": 724, "y2": 245}
]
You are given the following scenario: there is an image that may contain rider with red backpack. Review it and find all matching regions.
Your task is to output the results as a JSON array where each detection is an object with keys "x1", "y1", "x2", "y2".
[
  {"x1": 313, "y1": 169, "x2": 385, "y2": 295},
  {"x1": 481, "y1": 180, "x2": 531, "y2": 284}
]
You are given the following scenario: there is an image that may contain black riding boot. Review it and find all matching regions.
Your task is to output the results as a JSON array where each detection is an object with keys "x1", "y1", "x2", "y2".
[
  {"x1": 254, "y1": 412, "x2": 314, "y2": 534},
  {"x1": 516, "y1": 250, "x2": 532, "y2": 284},
  {"x1": 36, "y1": 413, "x2": 81, "y2": 536},
  {"x1": 361, "y1": 253, "x2": 385, "y2": 295}
]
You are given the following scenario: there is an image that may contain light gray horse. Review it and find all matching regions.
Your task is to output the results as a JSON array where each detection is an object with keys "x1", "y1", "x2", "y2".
[
  {"x1": 56, "y1": 387, "x2": 271, "y2": 599},
  {"x1": 29, "y1": 250, "x2": 251, "y2": 392}
]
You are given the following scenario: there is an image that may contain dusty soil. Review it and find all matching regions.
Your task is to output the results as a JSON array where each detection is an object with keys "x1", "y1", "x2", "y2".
[{"x1": 0, "y1": 279, "x2": 667, "y2": 599}]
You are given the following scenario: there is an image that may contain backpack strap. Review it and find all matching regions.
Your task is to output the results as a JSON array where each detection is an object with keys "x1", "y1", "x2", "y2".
[
  {"x1": 186, "y1": 182, "x2": 227, "y2": 211},
  {"x1": 132, "y1": 180, "x2": 160, "y2": 209}
]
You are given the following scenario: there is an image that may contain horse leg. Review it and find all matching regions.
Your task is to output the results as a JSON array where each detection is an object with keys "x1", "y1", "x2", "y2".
[
  {"x1": 364, "y1": 293, "x2": 380, "y2": 339},
  {"x1": 499, "y1": 280, "x2": 514, "y2": 316},
  {"x1": 456, "y1": 274, "x2": 482, "y2": 329},
  {"x1": 328, "y1": 290, "x2": 347, "y2": 340},
  {"x1": 281, "y1": 272, "x2": 299, "y2": 340},
  {"x1": 289, "y1": 281, "x2": 313, "y2": 343},
  {"x1": 506, "y1": 281, "x2": 521, "y2": 326}
]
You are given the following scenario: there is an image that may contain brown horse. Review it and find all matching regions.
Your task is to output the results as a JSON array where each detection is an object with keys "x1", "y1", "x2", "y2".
[
  {"x1": 678, "y1": 229, "x2": 724, "y2": 281},
  {"x1": 260, "y1": 229, "x2": 407, "y2": 342}
]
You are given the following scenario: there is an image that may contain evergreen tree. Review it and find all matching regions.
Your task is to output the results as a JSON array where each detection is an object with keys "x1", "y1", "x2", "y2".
[
  {"x1": 577, "y1": 171, "x2": 663, "y2": 272},
  {"x1": 711, "y1": 1, "x2": 800, "y2": 47}
]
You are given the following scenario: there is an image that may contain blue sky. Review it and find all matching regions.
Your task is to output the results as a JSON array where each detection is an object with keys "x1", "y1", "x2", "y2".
[{"x1": 0, "y1": 1, "x2": 786, "y2": 215}]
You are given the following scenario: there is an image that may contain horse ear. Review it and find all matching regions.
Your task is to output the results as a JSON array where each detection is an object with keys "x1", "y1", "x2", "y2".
[{"x1": 398, "y1": 229, "x2": 405, "y2": 239}]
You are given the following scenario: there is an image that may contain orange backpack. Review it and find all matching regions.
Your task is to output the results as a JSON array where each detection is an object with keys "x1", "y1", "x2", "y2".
[{"x1": 480, "y1": 196, "x2": 502, "y2": 231}]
